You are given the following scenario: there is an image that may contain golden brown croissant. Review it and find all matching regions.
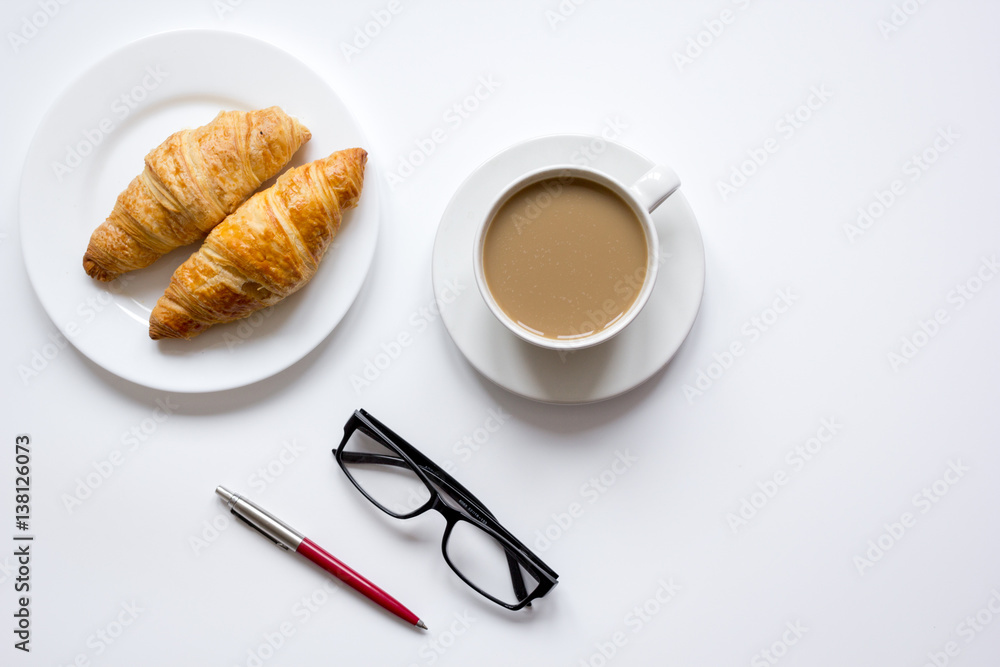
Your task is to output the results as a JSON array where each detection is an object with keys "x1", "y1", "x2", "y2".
[
  {"x1": 83, "y1": 107, "x2": 311, "y2": 282},
  {"x1": 148, "y1": 148, "x2": 367, "y2": 340}
]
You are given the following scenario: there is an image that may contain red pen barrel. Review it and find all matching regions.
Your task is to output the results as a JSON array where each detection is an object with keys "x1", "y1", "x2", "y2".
[{"x1": 295, "y1": 537, "x2": 423, "y2": 627}]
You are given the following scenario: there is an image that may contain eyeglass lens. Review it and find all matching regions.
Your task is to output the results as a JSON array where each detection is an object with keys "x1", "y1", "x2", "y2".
[
  {"x1": 341, "y1": 428, "x2": 431, "y2": 517},
  {"x1": 446, "y1": 519, "x2": 541, "y2": 605}
]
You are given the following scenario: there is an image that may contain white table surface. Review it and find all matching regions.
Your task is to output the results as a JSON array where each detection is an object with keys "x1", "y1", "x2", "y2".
[{"x1": 3, "y1": 1, "x2": 999, "y2": 665}]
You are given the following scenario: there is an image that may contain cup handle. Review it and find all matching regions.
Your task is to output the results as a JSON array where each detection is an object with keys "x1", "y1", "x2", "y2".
[{"x1": 629, "y1": 165, "x2": 681, "y2": 214}]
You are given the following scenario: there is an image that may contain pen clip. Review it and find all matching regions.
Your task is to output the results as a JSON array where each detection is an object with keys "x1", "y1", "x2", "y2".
[{"x1": 231, "y1": 509, "x2": 290, "y2": 551}]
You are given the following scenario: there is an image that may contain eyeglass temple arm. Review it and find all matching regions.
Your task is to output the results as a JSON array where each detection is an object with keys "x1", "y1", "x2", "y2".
[
  {"x1": 340, "y1": 451, "x2": 500, "y2": 521},
  {"x1": 350, "y1": 417, "x2": 500, "y2": 519},
  {"x1": 340, "y1": 450, "x2": 533, "y2": 601}
]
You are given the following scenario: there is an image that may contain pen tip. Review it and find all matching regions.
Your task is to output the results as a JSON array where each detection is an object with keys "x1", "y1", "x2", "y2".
[{"x1": 416, "y1": 620, "x2": 428, "y2": 630}]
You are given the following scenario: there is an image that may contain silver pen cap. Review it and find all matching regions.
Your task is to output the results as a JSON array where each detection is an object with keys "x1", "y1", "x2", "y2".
[{"x1": 215, "y1": 486, "x2": 305, "y2": 551}]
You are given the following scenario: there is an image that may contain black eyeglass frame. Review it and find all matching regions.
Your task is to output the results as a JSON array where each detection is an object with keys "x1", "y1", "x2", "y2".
[{"x1": 334, "y1": 409, "x2": 558, "y2": 610}]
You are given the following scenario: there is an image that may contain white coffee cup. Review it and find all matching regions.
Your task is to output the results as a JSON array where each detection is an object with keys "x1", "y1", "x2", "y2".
[{"x1": 473, "y1": 163, "x2": 680, "y2": 351}]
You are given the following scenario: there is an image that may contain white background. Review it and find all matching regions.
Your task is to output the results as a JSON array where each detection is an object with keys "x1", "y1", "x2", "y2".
[{"x1": 3, "y1": 1, "x2": 1000, "y2": 666}]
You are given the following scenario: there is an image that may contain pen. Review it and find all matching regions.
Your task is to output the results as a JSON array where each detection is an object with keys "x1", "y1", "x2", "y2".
[{"x1": 215, "y1": 486, "x2": 427, "y2": 630}]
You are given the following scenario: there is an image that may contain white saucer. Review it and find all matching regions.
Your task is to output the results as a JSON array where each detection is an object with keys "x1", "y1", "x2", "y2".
[
  {"x1": 431, "y1": 135, "x2": 706, "y2": 404},
  {"x1": 19, "y1": 30, "x2": 379, "y2": 393}
]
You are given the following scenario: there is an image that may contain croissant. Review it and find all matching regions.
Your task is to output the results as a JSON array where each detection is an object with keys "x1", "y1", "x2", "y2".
[
  {"x1": 148, "y1": 148, "x2": 367, "y2": 340},
  {"x1": 83, "y1": 107, "x2": 311, "y2": 282}
]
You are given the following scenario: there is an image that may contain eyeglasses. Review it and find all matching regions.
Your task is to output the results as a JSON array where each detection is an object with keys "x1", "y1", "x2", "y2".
[{"x1": 334, "y1": 409, "x2": 558, "y2": 610}]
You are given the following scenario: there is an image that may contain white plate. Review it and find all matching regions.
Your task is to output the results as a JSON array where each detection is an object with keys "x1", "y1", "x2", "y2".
[
  {"x1": 19, "y1": 30, "x2": 379, "y2": 393},
  {"x1": 431, "y1": 135, "x2": 705, "y2": 404}
]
